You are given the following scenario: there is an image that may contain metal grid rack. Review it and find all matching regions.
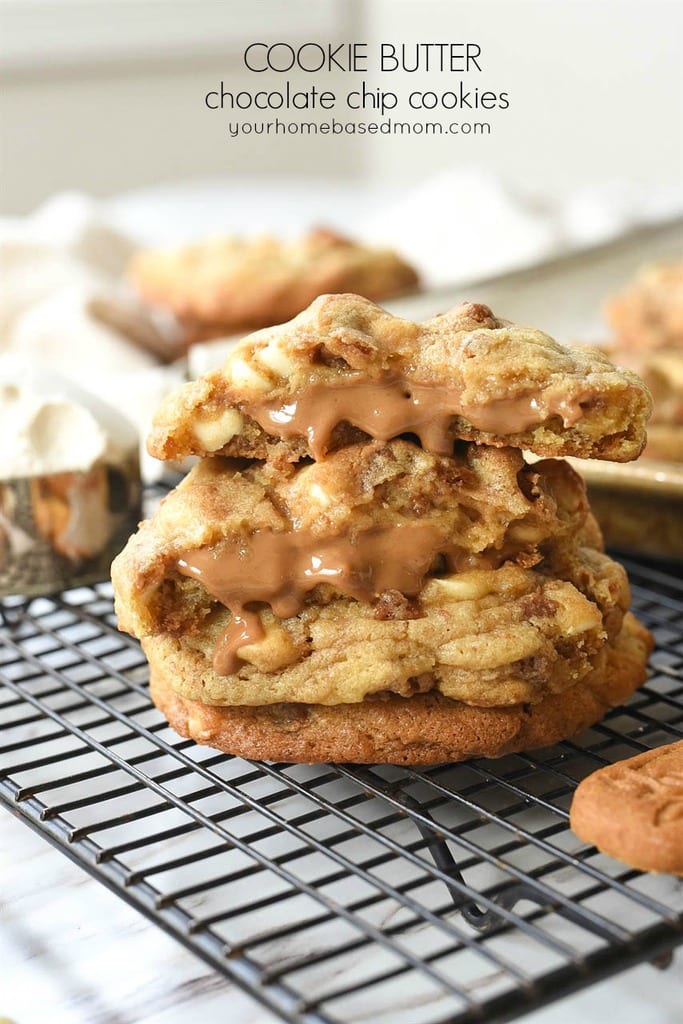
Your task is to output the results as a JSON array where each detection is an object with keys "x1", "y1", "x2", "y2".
[{"x1": 1, "y1": 555, "x2": 682, "y2": 1024}]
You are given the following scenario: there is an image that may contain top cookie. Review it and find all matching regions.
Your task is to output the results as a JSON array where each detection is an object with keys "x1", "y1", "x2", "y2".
[
  {"x1": 604, "y1": 260, "x2": 683, "y2": 352},
  {"x1": 130, "y1": 227, "x2": 419, "y2": 340},
  {"x1": 148, "y1": 295, "x2": 652, "y2": 465}
]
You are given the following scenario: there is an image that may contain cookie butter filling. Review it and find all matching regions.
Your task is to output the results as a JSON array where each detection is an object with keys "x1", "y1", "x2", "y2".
[
  {"x1": 245, "y1": 376, "x2": 590, "y2": 458},
  {"x1": 177, "y1": 524, "x2": 499, "y2": 675}
]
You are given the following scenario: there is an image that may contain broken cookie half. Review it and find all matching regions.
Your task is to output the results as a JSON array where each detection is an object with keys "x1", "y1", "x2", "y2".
[
  {"x1": 113, "y1": 295, "x2": 653, "y2": 764},
  {"x1": 148, "y1": 295, "x2": 652, "y2": 465}
]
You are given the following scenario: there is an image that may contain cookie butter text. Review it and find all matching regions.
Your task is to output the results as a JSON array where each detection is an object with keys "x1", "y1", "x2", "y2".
[{"x1": 242, "y1": 43, "x2": 482, "y2": 74}]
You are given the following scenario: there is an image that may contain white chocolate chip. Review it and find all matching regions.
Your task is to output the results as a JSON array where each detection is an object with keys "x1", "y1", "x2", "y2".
[
  {"x1": 289, "y1": 464, "x2": 332, "y2": 508},
  {"x1": 238, "y1": 619, "x2": 299, "y2": 671},
  {"x1": 555, "y1": 605, "x2": 602, "y2": 635},
  {"x1": 427, "y1": 573, "x2": 496, "y2": 602},
  {"x1": 546, "y1": 583, "x2": 602, "y2": 635},
  {"x1": 257, "y1": 339, "x2": 297, "y2": 376},
  {"x1": 193, "y1": 407, "x2": 244, "y2": 452},
  {"x1": 227, "y1": 356, "x2": 270, "y2": 393},
  {"x1": 308, "y1": 482, "x2": 331, "y2": 507}
]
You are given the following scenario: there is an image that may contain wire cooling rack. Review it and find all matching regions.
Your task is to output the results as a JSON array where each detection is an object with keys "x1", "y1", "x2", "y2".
[{"x1": 1, "y1": 554, "x2": 682, "y2": 1024}]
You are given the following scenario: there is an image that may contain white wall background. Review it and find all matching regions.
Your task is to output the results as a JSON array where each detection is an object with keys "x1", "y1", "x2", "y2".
[
  {"x1": 0, "y1": 0, "x2": 681, "y2": 214},
  {"x1": 363, "y1": 0, "x2": 683, "y2": 196}
]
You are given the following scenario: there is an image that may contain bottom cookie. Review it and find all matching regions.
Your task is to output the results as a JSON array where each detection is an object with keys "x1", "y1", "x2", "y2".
[
  {"x1": 146, "y1": 612, "x2": 651, "y2": 764},
  {"x1": 570, "y1": 739, "x2": 683, "y2": 875}
]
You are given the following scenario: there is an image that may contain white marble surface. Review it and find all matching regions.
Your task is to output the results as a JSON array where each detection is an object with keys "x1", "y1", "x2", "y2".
[{"x1": 1, "y1": 811, "x2": 681, "y2": 1024}]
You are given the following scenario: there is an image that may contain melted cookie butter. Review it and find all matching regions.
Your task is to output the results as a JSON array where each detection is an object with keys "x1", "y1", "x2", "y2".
[
  {"x1": 245, "y1": 377, "x2": 589, "y2": 457},
  {"x1": 177, "y1": 524, "x2": 491, "y2": 675}
]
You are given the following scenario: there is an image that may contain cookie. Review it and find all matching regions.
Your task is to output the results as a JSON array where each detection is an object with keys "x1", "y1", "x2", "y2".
[
  {"x1": 137, "y1": 551, "x2": 626, "y2": 709},
  {"x1": 570, "y1": 739, "x2": 683, "y2": 875},
  {"x1": 130, "y1": 227, "x2": 419, "y2": 341},
  {"x1": 604, "y1": 260, "x2": 683, "y2": 352},
  {"x1": 609, "y1": 348, "x2": 682, "y2": 461},
  {"x1": 147, "y1": 612, "x2": 651, "y2": 764},
  {"x1": 148, "y1": 296, "x2": 652, "y2": 465},
  {"x1": 112, "y1": 440, "x2": 591, "y2": 636},
  {"x1": 112, "y1": 435, "x2": 635, "y2": 709}
]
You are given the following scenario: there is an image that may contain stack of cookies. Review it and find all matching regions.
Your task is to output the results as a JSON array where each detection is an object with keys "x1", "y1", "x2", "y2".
[{"x1": 112, "y1": 296, "x2": 653, "y2": 764}]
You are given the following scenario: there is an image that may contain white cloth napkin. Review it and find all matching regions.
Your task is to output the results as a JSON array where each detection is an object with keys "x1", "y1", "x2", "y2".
[
  {"x1": 0, "y1": 193, "x2": 183, "y2": 480},
  {"x1": 361, "y1": 170, "x2": 683, "y2": 286}
]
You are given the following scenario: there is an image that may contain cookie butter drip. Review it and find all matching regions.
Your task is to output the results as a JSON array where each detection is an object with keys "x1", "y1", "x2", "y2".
[
  {"x1": 246, "y1": 377, "x2": 588, "y2": 458},
  {"x1": 177, "y1": 524, "x2": 483, "y2": 675}
]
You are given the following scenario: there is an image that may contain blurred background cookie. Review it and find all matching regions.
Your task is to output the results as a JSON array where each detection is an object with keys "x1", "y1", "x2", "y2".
[
  {"x1": 604, "y1": 261, "x2": 683, "y2": 352},
  {"x1": 130, "y1": 227, "x2": 420, "y2": 345},
  {"x1": 601, "y1": 260, "x2": 683, "y2": 462},
  {"x1": 566, "y1": 257, "x2": 683, "y2": 558}
]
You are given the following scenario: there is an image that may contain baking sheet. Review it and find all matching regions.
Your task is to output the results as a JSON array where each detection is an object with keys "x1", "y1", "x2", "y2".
[
  {"x1": 568, "y1": 457, "x2": 683, "y2": 498},
  {"x1": 386, "y1": 217, "x2": 683, "y2": 342}
]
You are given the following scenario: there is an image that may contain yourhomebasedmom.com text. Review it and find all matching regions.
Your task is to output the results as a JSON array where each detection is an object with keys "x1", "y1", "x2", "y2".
[{"x1": 223, "y1": 117, "x2": 493, "y2": 138}]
